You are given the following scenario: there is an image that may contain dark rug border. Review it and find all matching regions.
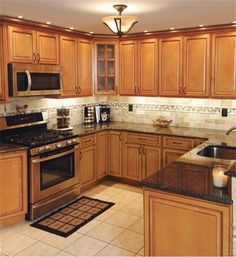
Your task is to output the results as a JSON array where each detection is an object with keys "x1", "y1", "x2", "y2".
[{"x1": 30, "y1": 196, "x2": 115, "y2": 238}]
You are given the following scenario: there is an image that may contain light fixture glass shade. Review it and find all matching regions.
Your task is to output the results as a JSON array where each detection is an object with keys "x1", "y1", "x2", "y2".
[{"x1": 102, "y1": 15, "x2": 138, "y2": 34}]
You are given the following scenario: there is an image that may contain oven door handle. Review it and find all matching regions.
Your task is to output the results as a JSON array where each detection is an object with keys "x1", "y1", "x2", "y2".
[{"x1": 32, "y1": 146, "x2": 79, "y2": 163}]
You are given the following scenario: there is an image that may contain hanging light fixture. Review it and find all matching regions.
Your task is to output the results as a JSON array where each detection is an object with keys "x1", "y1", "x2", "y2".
[{"x1": 102, "y1": 4, "x2": 138, "y2": 36}]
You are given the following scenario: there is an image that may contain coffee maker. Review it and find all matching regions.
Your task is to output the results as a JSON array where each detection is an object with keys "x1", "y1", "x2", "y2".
[{"x1": 95, "y1": 104, "x2": 110, "y2": 123}]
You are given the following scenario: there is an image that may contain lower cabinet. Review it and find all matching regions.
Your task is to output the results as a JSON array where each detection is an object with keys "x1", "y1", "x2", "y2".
[
  {"x1": 143, "y1": 145, "x2": 161, "y2": 178},
  {"x1": 0, "y1": 150, "x2": 27, "y2": 227},
  {"x1": 163, "y1": 148, "x2": 187, "y2": 166},
  {"x1": 79, "y1": 135, "x2": 97, "y2": 188},
  {"x1": 109, "y1": 131, "x2": 123, "y2": 177},
  {"x1": 144, "y1": 189, "x2": 232, "y2": 256},
  {"x1": 97, "y1": 131, "x2": 109, "y2": 179}
]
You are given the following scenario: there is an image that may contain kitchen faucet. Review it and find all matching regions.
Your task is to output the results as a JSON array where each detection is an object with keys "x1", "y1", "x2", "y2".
[{"x1": 225, "y1": 127, "x2": 236, "y2": 135}]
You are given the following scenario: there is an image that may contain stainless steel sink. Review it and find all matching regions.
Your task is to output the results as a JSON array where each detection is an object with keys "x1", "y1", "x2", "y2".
[{"x1": 197, "y1": 145, "x2": 236, "y2": 160}]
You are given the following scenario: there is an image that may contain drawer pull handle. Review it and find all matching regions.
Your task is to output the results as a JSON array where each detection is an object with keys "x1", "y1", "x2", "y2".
[
  {"x1": 138, "y1": 138, "x2": 147, "y2": 140},
  {"x1": 83, "y1": 139, "x2": 93, "y2": 143},
  {"x1": 172, "y1": 141, "x2": 182, "y2": 145}
]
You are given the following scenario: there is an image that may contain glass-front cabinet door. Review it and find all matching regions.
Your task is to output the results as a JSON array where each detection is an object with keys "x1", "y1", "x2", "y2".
[{"x1": 95, "y1": 42, "x2": 118, "y2": 95}]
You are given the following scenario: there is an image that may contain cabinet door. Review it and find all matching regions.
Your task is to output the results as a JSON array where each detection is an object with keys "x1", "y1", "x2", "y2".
[
  {"x1": 80, "y1": 145, "x2": 96, "y2": 187},
  {"x1": 139, "y1": 39, "x2": 158, "y2": 96},
  {"x1": 97, "y1": 131, "x2": 109, "y2": 179},
  {"x1": 144, "y1": 190, "x2": 232, "y2": 256},
  {"x1": 211, "y1": 31, "x2": 236, "y2": 98},
  {"x1": 163, "y1": 149, "x2": 187, "y2": 166},
  {"x1": 183, "y1": 34, "x2": 210, "y2": 97},
  {"x1": 78, "y1": 39, "x2": 92, "y2": 96},
  {"x1": 0, "y1": 26, "x2": 3, "y2": 99},
  {"x1": 8, "y1": 25, "x2": 35, "y2": 63},
  {"x1": 109, "y1": 131, "x2": 122, "y2": 177},
  {"x1": 143, "y1": 146, "x2": 161, "y2": 178},
  {"x1": 60, "y1": 36, "x2": 78, "y2": 97},
  {"x1": 159, "y1": 37, "x2": 183, "y2": 96},
  {"x1": 0, "y1": 151, "x2": 27, "y2": 225},
  {"x1": 119, "y1": 40, "x2": 138, "y2": 95},
  {"x1": 123, "y1": 143, "x2": 142, "y2": 181},
  {"x1": 36, "y1": 32, "x2": 59, "y2": 64}
]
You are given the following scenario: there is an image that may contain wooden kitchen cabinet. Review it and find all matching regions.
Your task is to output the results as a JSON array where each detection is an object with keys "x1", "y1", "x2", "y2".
[
  {"x1": 79, "y1": 134, "x2": 97, "y2": 188},
  {"x1": 119, "y1": 39, "x2": 157, "y2": 96},
  {"x1": 109, "y1": 131, "x2": 123, "y2": 177},
  {"x1": 159, "y1": 36, "x2": 183, "y2": 96},
  {"x1": 97, "y1": 131, "x2": 109, "y2": 179},
  {"x1": 211, "y1": 31, "x2": 236, "y2": 98},
  {"x1": 8, "y1": 25, "x2": 59, "y2": 64},
  {"x1": 0, "y1": 25, "x2": 4, "y2": 100},
  {"x1": 0, "y1": 150, "x2": 27, "y2": 227},
  {"x1": 144, "y1": 189, "x2": 232, "y2": 256},
  {"x1": 183, "y1": 34, "x2": 210, "y2": 97},
  {"x1": 119, "y1": 40, "x2": 138, "y2": 95},
  {"x1": 94, "y1": 42, "x2": 118, "y2": 95},
  {"x1": 123, "y1": 132, "x2": 161, "y2": 180},
  {"x1": 60, "y1": 36, "x2": 78, "y2": 97},
  {"x1": 77, "y1": 39, "x2": 93, "y2": 96},
  {"x1": 163, "y1": 148, "x2": 187, "y2": 166}
]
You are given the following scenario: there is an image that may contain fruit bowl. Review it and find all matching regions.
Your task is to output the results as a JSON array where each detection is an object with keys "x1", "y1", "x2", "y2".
[{"x1": 153, "y1": 118, "x2": 173, "y2": 127}]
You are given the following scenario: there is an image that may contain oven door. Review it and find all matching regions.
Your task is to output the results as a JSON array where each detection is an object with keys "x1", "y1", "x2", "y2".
[{"x1": 30, "y1": 144, "x2": 80, "y2": 204}]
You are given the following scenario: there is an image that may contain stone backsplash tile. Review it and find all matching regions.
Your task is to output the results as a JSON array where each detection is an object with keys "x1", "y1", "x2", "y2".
[{"x1": 0, "y1": 96, "x2": 236, "y2": 131}]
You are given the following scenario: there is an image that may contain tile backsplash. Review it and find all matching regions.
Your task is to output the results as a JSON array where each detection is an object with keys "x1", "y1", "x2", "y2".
[{"x1": 0, "y1": 96, "x2": 236, "y2": 131}]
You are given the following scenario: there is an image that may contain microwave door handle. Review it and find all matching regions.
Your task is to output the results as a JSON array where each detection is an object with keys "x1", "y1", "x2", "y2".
[
  {"x1": 32, "y1": 147, "x2": 79, "y2": 164},
  {"x1": 25, "y1": 70, "x2": 32, "y2": 93}
]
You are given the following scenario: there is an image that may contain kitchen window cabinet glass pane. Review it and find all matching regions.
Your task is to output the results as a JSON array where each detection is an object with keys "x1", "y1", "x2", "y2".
[
  {"x1": 107, "y1": 61, "x2": 115, "y2": 76},
  {"x1": 98, "y1": 77, "x2": 105, "y2": 91},
  {"x1": 107, "y1": 45, "x2": 115, "y2": 59},
  {"x1": 108, "y1": 77, "x2": 115, "y2": 91},
  {"x1": 98, "y1": 61, "x2": 105, "y2": 76},
  {"x1": 97, "y1": 45, "x2": 105, "y2": 59}
]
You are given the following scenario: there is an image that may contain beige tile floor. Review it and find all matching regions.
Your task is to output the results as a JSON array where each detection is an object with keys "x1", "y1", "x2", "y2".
[{"x1": 0, "y1": 181, "x2": 144, "y2": 256}]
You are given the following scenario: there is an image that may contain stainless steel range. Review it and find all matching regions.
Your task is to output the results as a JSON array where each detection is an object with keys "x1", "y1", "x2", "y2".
[{"x1": 0, "y1": 112, "x2": 80, "y2": 220}]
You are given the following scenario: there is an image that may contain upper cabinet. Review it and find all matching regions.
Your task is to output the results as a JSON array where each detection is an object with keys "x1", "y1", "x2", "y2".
[
  {"x1": 78, "y1": 39, "x2": 93, "y2": 96},
  {"x1": 211, "y1": 31, "x2": 236, "y2": 99},
  {"x1": 8, "y1": 25, "x2": 59, "y2": 64},
  {"x1": 159, "y1": 36, "x2": 183, "y2": 97},
  {"x1": 60, "y1": 36, "x2": 78, "y2": 97},
  {"x1": 119, "y1": 39, "x2": 157, "y2": 96},
  {"x1": 119, "y1": 40, "x2": 138, "y2": 95},
  {"x1": 94, "y1": 41, "x2": 118, "y2": 95},
  {"x1": 159, "y1": 34, "x2": 210, "y2": 97}
]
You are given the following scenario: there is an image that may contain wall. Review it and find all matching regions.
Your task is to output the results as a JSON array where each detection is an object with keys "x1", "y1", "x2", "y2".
[{"x1": 0, "y1": 96, "x2": 236, "y2": 131}]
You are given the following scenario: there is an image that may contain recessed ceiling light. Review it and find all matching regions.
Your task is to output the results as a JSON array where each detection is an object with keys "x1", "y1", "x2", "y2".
[
  {"x1": 89, "y1": 31, "x2": 94, "y2": 34},
  {"x1": 69, "y1": 27, "x2": 74, "y2": 30},
  {"x1": 169, "y1": 27, "x2": 175, "y2": 30},
  {"x1": 17, "y1": 15, "x2": 24, "y2": 19},
  {"x1": 144, "y1": 30, "x2": 148, "y2": 33},
  {"x1": 46, "y1": 21, "x2": 52, "y2": 25},
  {"x1": 198, "y1": 24, "x2": 204, "y2": 27}
]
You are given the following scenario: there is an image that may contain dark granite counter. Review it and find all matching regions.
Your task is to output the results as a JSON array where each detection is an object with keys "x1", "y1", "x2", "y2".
[
  {"x1": 141, "y1": 160, "x2": 232, "y2": 205},
  {"x1": 0, "y1": 143, "x2": 28, "y2": 154}
]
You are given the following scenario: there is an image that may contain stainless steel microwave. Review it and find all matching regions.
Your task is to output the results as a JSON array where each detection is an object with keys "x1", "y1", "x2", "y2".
[{"x1": 8, "y1": 63, "x2": 62, "y2": 97}]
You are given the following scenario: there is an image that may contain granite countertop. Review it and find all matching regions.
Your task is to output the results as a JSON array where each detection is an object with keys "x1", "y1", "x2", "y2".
[
  {"x1": 0, "y1": 143, "x2": 28, "y2": 154},
  {"x1": 141, "y1": 160, "x2": 232, "y2": 205}
]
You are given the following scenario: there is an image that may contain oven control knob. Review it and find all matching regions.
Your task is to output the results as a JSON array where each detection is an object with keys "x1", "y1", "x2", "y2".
[
  {"x1": 39, "y1": 147, "x2": 45, "y2": 153},
  {"x1": 67, "y1": 140, "x2": 73, "y2": 145},
  {"x1": 44, "y1": 145, "x2": 51, "y2": 151},
  {"x1": 55, "y1": 143, "x2": 62, "y2": 148}
]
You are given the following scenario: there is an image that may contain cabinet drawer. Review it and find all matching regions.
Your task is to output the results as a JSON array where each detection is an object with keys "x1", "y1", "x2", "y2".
[
  {"x1": 163, "y1": 136, "x2": 195, "y2": 150},
  {"x1": 195, "y1": 138, "x2": 207, "y2": 146},
  {"x1": 80, "y1": 134, "x2": 96, "y2": 148},
  {"x1": 125, "y1": 132, "x2": 161, "y2": 146}
]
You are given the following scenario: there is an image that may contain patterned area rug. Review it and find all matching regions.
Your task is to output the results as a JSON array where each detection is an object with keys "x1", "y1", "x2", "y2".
[{"x1": 31, "y1": 196, "x2": 115, "y2": 237}]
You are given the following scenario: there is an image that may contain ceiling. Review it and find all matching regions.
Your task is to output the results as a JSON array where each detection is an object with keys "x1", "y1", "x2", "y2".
[{"x1": 1, "y1": 0, "x2": 236, "y2": 34}]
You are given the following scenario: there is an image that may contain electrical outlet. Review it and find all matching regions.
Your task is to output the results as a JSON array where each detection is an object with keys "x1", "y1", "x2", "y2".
[
  {"x1": 128, "y1": 104, "x2": 133, "y2": 112},
  {"x1": 222, "y1": 108, "x2": 228, "y2": 117}
]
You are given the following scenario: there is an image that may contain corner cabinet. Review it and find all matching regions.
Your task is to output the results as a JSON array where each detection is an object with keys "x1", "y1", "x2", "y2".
[
  {"x1": 0, "y1": 150, "x2": 28, "y2": 227},
  {"x1": 8, "y1": 25, "x2": 59, "y2": 64},
  {"x1": 119, "y1": 39, "x2": 157, "y2": 96},
  {"x1": 94, "y1": 42, "x2": 118, "y2": 95},
  {"x1": 144, "y1": 189, "x2": 232, "y2": 256},
  {"x1": 211, "y1": 31, "x2": 236, "y2": 99}
]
